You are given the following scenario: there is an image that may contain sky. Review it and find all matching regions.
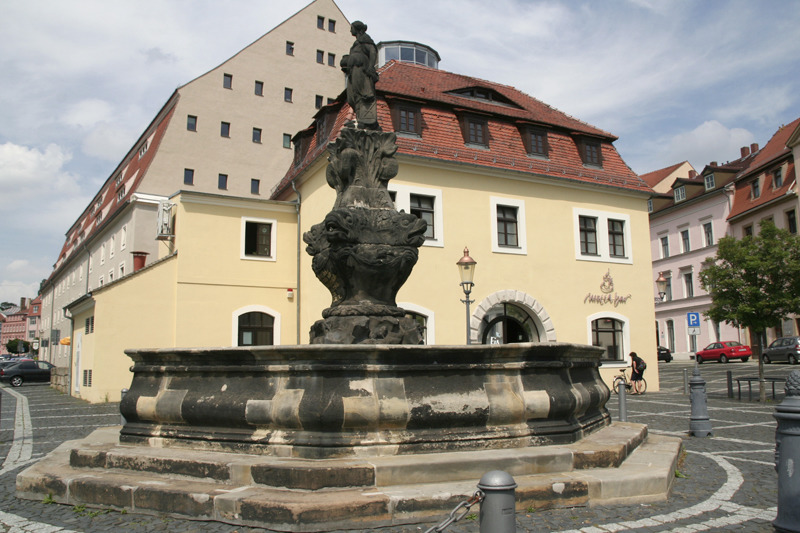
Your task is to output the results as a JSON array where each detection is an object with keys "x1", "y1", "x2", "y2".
[{"x1": 1, "y1": 0, "x2": 799, "y2": 304}]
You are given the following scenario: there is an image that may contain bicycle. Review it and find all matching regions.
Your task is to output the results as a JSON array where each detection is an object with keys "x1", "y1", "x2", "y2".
[{"x1": 612, "y1": 368, "x2": 647, "y2": 395}]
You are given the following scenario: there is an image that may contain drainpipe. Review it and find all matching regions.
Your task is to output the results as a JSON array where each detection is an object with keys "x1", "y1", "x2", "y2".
[{"x1": 291, "y1": 178, "x2": 302, "y2": 345}]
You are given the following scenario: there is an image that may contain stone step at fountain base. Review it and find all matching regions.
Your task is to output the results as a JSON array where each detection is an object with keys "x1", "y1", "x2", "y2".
[{"x1": 17, "y1": 423, "x2": 681, "y2": 532}]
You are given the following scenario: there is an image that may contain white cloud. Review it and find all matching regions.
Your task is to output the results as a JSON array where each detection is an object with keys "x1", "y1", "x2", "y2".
[
  {"x1": 665, "y1": 121, "x2": 755, "y2": 171},
  {"x1": 0, "y1": 279, "x2": 41, "y2": 305},
  {"x1": 82, "y1": 123, "x2": 141, "y2": 161},
  {"x1": 61, "y1": 99, "x2": 114, "y2": 128}
]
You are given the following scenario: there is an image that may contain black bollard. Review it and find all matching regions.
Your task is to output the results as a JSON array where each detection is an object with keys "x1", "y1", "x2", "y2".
[
  {"x1": 773, "y1": 370, "x2": 800, "y2": 532},
  {"x1": 477, "y1": 471, "x2": 517, "y2": 533},
  {"x1": 689, "y1": 365, "x2": 712, "y2": 437}
]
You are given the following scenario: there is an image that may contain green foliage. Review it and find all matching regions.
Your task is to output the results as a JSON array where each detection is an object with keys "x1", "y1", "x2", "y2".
[
  {"x1": 42, "y1": 493, "x2": 55, "y2": 504},
  {"x1": 699, "y1": 220, "x2": 800, "y2": 334},
  {"x1": 5, "y1": 338, "x2": 30, "y2": 354},
  {"x1": 465, "y1": 513, "x2": 478, "y2": 521}
]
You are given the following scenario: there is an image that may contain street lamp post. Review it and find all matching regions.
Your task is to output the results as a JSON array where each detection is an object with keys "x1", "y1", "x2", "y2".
[
  {"x1": 656, "y1": 272, "x2": 668, "y2": 302},
  {"x1": 456, "y1": 247, "x2": 477, "y2": 345}
]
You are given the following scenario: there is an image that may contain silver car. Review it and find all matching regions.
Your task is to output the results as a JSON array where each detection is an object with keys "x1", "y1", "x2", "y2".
[{"x1": 762, "y1": 336, "x2": 800, "y2": 364}]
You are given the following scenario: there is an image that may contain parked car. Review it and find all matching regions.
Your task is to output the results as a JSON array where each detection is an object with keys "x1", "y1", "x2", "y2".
[
  {"x1": 0, "y1": 360, "x2": 54, "y2": 387},
  {"x1": 657, "y1": 346, "x2": 673, "y2": 362},
  {"x1": 695, "y1": 341, "x2": 752, "y2": 364},
  {"x1": 0, "y1": 358, "x2": 33, "y2": 370},
  {"x1": 761, "y1": 336, "x2": 800, "y2": 364}
]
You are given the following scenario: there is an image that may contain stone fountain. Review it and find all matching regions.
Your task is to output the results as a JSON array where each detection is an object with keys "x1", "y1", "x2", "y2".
[{"x1": 16, "y1": 21, "x2": 681, "y2": 532}]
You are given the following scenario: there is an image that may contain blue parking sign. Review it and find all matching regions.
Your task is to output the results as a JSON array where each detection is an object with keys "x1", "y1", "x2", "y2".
[{"x1": 687, "y1": 312, "x2": 700, "y2": 327}]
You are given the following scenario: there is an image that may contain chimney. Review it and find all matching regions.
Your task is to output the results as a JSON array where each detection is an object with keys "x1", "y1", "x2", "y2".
[
  {"x1": 132, "y1": 251, "x2": 150, "y2": 272},
  {"x1": 740, "y1": 146, "x2": 750, "y2": 158},
  {"x1": 710, "y1": 161, "x2": 718, "y2": 167},
  {"x1": 688, "y1": 170, "x2": 698, "y2": 179},
  {"x1": 750, "y1": 143, "x2": 759, "y2": 153}
]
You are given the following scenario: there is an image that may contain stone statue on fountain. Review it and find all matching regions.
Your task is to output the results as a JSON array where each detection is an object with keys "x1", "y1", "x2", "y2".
[{"x1": 304, "y1": 21, "x2": 427, "y2": 344}]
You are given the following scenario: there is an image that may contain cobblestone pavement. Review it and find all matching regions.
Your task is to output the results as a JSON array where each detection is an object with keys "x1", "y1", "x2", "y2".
[{"x1": 0, "y1": 360, "x2": 793, "y2": 532}]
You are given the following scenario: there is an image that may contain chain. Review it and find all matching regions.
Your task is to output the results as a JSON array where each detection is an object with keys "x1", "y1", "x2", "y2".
[{"x1": 423, "y1": 490, "x2": 484, "y2": 533}]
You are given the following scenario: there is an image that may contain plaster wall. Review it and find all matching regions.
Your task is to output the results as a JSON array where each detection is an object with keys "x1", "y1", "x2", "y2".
[
  {"x1": 142, "y1": 0, "x2": 351, "y2": 198},
  {"x1": 294, "y1": 157, "x2": 659, "y2": 389},
  {"x1": 650, "y1": 191, "x2": 741, "y2": 355}
]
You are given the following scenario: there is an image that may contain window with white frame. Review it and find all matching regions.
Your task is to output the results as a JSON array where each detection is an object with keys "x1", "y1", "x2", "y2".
[
  {"x1": 389, "y1": 184, "x2": 444, "y2": 247},
  {"x1": 660, "y1": 235, "x2": 669, "y2": 258},
  {"x1": 573, "y1": 208, "x2": 632, "y2": 264},
  {"x1": 674, "y1": 186, "x2": 686, "y2": 202},
  {"x1": 121, "y1": 225, "x2": 127, "y2": 249},
  {"x1": 241, "y1": 217, "x2": 277, "y2": 261},
  {"x1": 703, "y1": 221, "x2": 713, "y2": 247},
  {"x1": 680, "y1": 228, "x2": 690, "y2": 253},
  {"x1": 704, "y1": 173, "x2": 715, "y2": 190},
  {"x1": 587, "y1": 311, "x2": 630, "y2": 363},
  {"x1": 490, "y1": 197, "x2": 527, "y2": 255}
]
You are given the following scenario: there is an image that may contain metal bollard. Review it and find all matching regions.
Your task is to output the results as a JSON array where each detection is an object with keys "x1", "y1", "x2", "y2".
[
  {"x1": 683, "y1": 368, "x2": 689, "y2": 395},
  {"x1": 477, "y1": 470, "x2": 517, "y2": 533},
  {"x1": 689, "y1": 365, "x2": 712, "y2": 437},
  {"x1": 120, "y1": 388, "x2": 128, "y2": 426},
  {"x1": 726, "y1": 371, "x2": 733, "y2": 399},
  {"x1": 773, "y1": 370, "x2": 800, "y2": 532},
  {"x1": 618, "y1": 380, "x2": 628, "y2": 422}
]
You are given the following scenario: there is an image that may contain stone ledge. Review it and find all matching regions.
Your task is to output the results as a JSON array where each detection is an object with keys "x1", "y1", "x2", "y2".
[{"x1": 16, "y1": 423, "x2": 681, "y2": 532}]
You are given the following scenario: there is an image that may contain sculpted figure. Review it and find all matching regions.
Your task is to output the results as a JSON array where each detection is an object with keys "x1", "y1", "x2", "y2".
[{"x1": 340, "y1": 21, "x2": 379, "y2": 130}]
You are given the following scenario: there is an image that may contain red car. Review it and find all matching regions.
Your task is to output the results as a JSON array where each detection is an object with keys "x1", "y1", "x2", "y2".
[{"x1": 695, "y1": 341, "x2": 752, "y2": 364}]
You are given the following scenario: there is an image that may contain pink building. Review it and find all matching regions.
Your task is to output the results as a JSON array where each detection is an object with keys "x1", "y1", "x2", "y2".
[
  {"x1": 726, "y1": 117, "x2": 800, "y2": 349},
  {"x1": 0, "y1": 298, "x2": 30, "y2": 356},
  {"x1": 646, "y1": 153, "x2": 756, "y2": 359}
]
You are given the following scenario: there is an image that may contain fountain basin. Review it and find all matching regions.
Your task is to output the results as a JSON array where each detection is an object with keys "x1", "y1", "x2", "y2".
[{"x1": 120, "y1": 342, "x2": 610, "y2": 459}]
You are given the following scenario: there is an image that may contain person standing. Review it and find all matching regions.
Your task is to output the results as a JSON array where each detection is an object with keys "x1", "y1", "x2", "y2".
[{"x1": 630, "y1": 351, "x2": 646, "y2": 394}]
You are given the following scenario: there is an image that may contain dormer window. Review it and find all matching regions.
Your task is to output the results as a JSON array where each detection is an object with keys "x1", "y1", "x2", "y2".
[
  {"x1": 751, "y1": 179, "x2": 761, "y2": 199},
  {"x1": 521, "y1": 127, "x2": 548, "y2": 158},
  {"x1": 674, "y1": 186, "x2": 686, "y2": 202},
  {"x1": 467, "y1": 117, "x2": 487, "y2": 145},
  {"x1": 578, "y1": 138, "x2": 602, "y2": 168},
  {"x1": 773, "y1": 168, "x2": 783, "y2": 188},
  {"x1": 704, "y1": 173, "x2": 715, "y2": 190},
  {"x1": 449, "y1": 86, "x2": 520, "y2": 108},
  {"x1": 391, "y1": 103, "x2": 421, "y2": 135}
]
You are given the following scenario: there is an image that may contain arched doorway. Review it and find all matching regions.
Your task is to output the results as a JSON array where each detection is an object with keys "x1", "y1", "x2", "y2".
[
  {"x1": 481, "y1": 302, "x2": 541, "y2": 344},
  {"x1": 473, "y1": 290, "x2": 556, "y2": 345}
]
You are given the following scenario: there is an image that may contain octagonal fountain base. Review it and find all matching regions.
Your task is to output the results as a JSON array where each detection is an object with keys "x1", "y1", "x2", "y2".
[{"x1": 16, "y1": 342, "x2": 683, "y2": 531}]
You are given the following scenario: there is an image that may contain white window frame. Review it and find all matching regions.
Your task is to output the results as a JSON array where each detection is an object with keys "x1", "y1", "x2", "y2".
[
  {"x1": 490, "y1": 196, "x2": 527, "y2": 255},
  {"x1": 704, "y1": 174, "x2": 715, "y2": 190},
  {"x1": 231, "y1": 304, "x2": 281, "y2": 346},
  {"x1": 240, "y1": 217, "x2": 278, "y2": 262},
  {"x1": 397, "y1": 302, "x2": 436, "y2": 345},
  {"x1": 573, "y1": 208, "x2": 632, "y2": 264},
  {"x1": 674, "y1": 186, "x2": 686, "y2": 202},
  {"x1": 586, "y1": 310, "x2": 631, "y2": 367},
  {"x1": 121, "y1": 225, "x2": 127, "y2": 250},
  {"x1": 389, "y1": 183, "x2": 444, "y2": 248}
]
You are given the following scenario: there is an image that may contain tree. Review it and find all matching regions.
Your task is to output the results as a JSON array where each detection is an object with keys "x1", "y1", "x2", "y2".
[
  {"x1": 5, "y1": 338, "x2": 31, "y2": 355},
  {"x1": 700, "y1": 219, "x2": 800, "y2": 401}
]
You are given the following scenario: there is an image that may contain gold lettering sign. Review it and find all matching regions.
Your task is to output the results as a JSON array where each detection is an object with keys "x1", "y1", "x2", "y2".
[{"x1": 584, "y1": 270, "x2": 631, "y2": 307}]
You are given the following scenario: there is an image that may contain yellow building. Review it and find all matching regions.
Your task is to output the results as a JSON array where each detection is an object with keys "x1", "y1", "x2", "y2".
[
  {"x1": 274, "y1": 59, "x2": 659, "y2": 389},
  {"x1": 51, "y1": 25, "x2": 659, "y2": 402}
]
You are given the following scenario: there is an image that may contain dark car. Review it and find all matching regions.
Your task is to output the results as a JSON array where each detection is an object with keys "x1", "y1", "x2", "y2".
[
  {"x1": 0, "y1": 358, "x2": 33, "y2": 370},
  {"x1": 762, "y1": 336, "x2": 800, "y2": 364},
  {"x1": 0, "y1": 360, "x2": 54, "y2": 387},
  {"x1": 695, "y1": 341, "x2": 752, "y2": 364},
  {"x1": 657, "y1": 346, "x2": 673, "y2": 362}
]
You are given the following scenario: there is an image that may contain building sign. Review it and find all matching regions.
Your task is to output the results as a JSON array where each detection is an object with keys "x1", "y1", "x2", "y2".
[{"x1": 584, "y1": 270, "x2": 631, "y2": 307}]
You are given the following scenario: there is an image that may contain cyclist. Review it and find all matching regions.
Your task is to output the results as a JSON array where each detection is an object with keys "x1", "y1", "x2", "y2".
[{"x1": 630, "y1": 351, "x2": 646, "y2": 394}]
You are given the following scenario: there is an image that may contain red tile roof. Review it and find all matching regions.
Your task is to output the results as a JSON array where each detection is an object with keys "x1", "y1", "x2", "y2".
[
  {"x1": 639, "y1": 162, "x2": 688, "y2": 189},
  {"x1": 727, "y1": 116, "x2": 800, "y2": 221},
  {"x1": 46, "y1": 95, "x2": 179, "y2": 285},
  {"x1": 273, "y1": 62, "x2": 650, "y2": 198}
]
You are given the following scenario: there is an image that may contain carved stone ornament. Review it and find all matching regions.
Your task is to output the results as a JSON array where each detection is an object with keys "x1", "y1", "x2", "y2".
[{"x1": 304, "y1": 122, "x2": 427, "y2": 343}]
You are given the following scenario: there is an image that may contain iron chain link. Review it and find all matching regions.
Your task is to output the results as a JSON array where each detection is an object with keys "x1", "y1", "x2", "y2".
[{"x1": 424, "y1": 490, "x2": 484, "y2": 532}]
